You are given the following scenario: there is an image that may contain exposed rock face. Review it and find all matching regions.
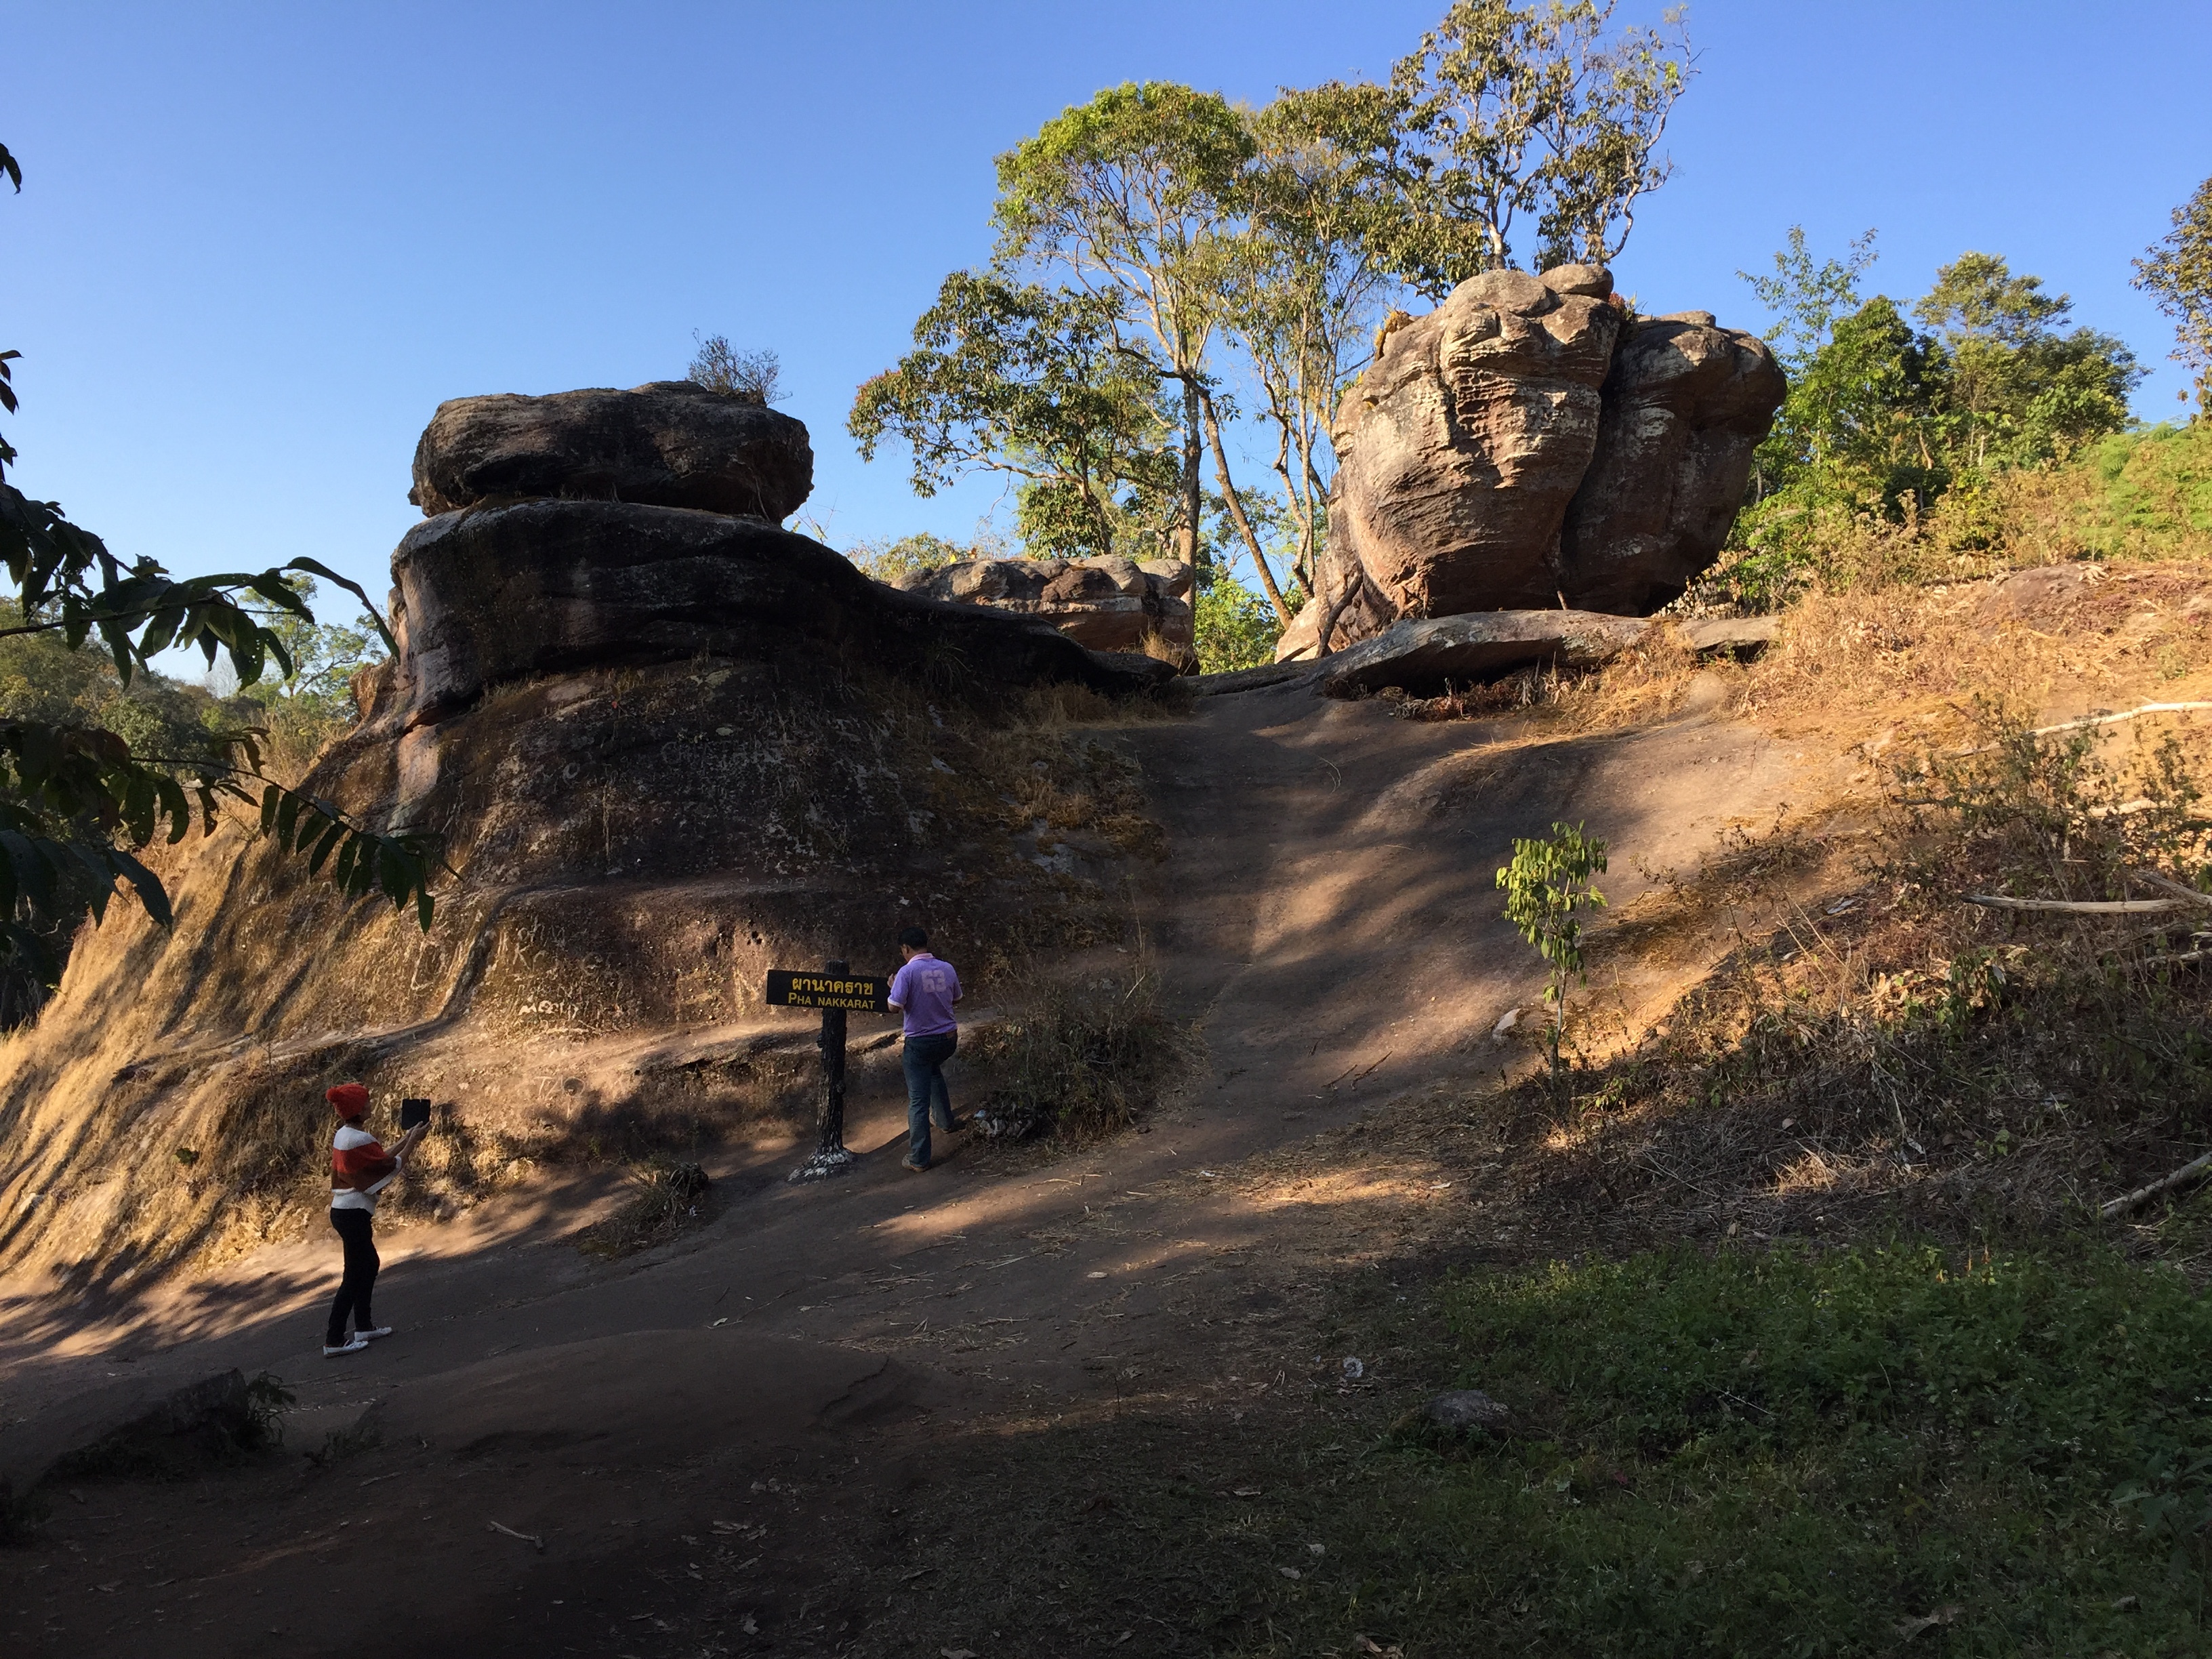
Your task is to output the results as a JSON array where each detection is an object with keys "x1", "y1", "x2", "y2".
[
  {"x1": 1280, "y1": 267, "x2": 1785, "y2": 660},
  {"x1": 886, "y1": 555, "x2": 1195, "y2": 661},
  {"x1": 1, "y1": 1371, "x2": 253, "y2": 1507},
  {"x1": 1425, "y1": 1388, "x2": 1511, "y2": 1432},
  {"x1": 1556, "y1": 316, "x2": 1788, "y2": 613},
  {"x1": 1212, "y1": 609, "x2": 1780, "y2": 699},
  {"x1": 409, "y1": 380, "x2": 813, "y2": 520},
  {"x1": 0, "y1": 390, "x2": 1174, "y2": 1287},
  {"x1": 374, "y1": 502, "x2": 1164, "y2": 729},
  {"x1": 1326, "y1": 268, "x2": 1626, "y2": 640}
]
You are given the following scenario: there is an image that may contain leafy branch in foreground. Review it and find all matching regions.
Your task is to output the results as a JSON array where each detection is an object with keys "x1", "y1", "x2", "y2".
[{"x1": 0, "y1": 136, "x2": 441, "y2": 1000}]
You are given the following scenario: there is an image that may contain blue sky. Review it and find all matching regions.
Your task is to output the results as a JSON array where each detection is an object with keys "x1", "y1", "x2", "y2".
[{"x1": 4, "y1": 1, "x2": 2208, "y2": 631}]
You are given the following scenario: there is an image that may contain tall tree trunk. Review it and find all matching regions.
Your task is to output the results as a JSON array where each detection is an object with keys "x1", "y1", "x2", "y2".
[
  {"x1": 1200, "y1": 392, "x2": 1294, "y2": 625},
  {"x1": 1180, "y1": 375, "x2": 1203, "y2": 573}
]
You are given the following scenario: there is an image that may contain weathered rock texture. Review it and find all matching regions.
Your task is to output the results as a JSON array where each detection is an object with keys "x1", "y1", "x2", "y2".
[
  {"x1": 374, "y1": 503, "x2": 1166, "y2": 729},
  {"x1": 1314, "y1": 609, "x2": 1651, "y2": 697},
  {"x1": 0, "y1": 392, "x2": 1170, "y2": 1290},
  {"x1": 886, "y1": 556, "x2": 1195, "y2": 661},
  {"x1": 1281, "y1": 267, "x2": 1783, "y2": 659},
  {"x1": 1197, "y1": 609, "x2": 1780, "y2": 700},
  {"x1": 409, "y1": 380, "x2": 813, "y2": 520},
  {"x1": 1557, "y1": 316, "x2": 1790, "y2": 613},
  {"x1": 1327, "y1": 268, "x2": 1625, "y2": 638}
]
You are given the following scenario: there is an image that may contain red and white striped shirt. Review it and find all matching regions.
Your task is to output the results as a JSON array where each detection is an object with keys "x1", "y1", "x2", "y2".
[{"x1": 331, "y1": 1124, "x2": 399, "y2": 1213}]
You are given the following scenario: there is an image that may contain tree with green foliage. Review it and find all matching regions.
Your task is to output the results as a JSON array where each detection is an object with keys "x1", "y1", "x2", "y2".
[
  {"x1": 1358, "y1": 0, "x2": 1694, "y2": 296},
  {"x1": 849, "y1": 272, "x2": 1178, "y2": 560},
  {"x1": 229, "y1": 575, "x2": 388, "y2": 771},
  {"x1": 1912, "y1": 252, "x2": 2139, "y2": 472},
  {"x1": 1496, "y1": 820, "x2": 1607, "y2": 1086},
  {"x1": 1730, "y1": 229, "x2": 2141, "y2": 596},
  {"x1": 1738, "y1": 224, "x2": 1881, "y2": 374},
  {"x1": 2135, "y1": 175, "x2": 2212, "y2": 419},
  {"x1": 0, "y1": 138, "x2": 441, "y2": 1001},
  {"x1": 992, "y1": 81, "x2": 1254, "y2": 568},
  {"x1": 1191, "y1": 572, "x2": 1282, "y2": 672},
  {"x1": 859, "y1": 7, "x2": 1704, "y2": 615},
  {"x1": 1218, "y1": 83, "x2": 1404, "y2": 614},
  {"x1": 845, "y1": 531, "x2": 971, "y2": 583}
]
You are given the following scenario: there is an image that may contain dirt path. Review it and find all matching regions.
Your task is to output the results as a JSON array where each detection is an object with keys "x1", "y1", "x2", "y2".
[{"x1": 1, "y1": 680, "x2": 1817, "y2": 1656}]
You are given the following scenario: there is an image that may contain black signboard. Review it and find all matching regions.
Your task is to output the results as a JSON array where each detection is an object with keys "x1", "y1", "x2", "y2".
[{"x1": 765, "y1": 968, "x2": 890, "y2": 1014}]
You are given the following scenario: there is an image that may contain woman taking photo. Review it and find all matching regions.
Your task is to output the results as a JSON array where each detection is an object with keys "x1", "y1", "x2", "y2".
[{"x1": 323, "y1": 1082, "x2": 426, "y2": 1357}]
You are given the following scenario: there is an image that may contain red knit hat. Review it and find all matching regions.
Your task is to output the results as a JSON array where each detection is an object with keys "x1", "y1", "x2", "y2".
[{"x1": 326, "y1": 1082, "x2": 370, "y2": 1118}]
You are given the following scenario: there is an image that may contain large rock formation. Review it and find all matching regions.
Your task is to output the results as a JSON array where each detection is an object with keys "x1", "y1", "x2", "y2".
[
  {"x1": 1282, "y1": 266, "x2": 1784, "y2": 659},
  {"x1": 1327, "y1": 267, "x2": 1625, "y2": 638},
  {"x1": 375, "y1": 502, "x2": 1164, "y2": 730},
  {"x1": 409, "y1": 380, "x2": 813, "y2": 520},
  {"x1": 0, "y1": 389, "x2": 1170, "y2": 1290},
  {"x1": 884, "y1": 554, "x2": 1194, "y2": 661}
]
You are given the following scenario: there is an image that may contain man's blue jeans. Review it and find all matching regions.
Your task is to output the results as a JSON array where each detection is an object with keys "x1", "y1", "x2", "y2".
[{"x1": 901, "y1": 1030, "x2": 959, "y2": 1166}]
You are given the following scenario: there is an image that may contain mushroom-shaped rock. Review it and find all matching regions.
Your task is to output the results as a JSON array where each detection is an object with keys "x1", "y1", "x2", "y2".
[
  {"x1": 409, "y1": 380, "x2": 814, "y2": 520},
  {"x1": 1555, "y1": 316, "x2": 1787, "y2": 613}
]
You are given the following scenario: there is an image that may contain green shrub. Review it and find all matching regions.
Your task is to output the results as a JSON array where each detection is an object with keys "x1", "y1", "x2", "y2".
[{"x1": 2070, "y1": 422, "x2": 2212, "y2": 558}]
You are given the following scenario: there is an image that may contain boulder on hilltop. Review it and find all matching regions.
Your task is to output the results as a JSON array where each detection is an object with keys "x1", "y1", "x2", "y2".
[
  {"x1": 0, "y1": 387, "x2": 1178, "y2": 1288},
  {"x1": 1279, "y1": 266, "x2": 1785, "y2": 660},
  {"x1": 884, "y1": 554, "x2": 1195, "y2": 661},
  {"x1": 1324, "y1": 266, "x2": 1626, "y2": 640},
  {"x1": 409, "y1": 380, "x2": 815, "y2": 520}
]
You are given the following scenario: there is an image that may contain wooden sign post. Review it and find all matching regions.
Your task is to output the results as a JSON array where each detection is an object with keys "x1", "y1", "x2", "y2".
[{"x1": 766, "y1": 960, "x2": 890, "y2": 1183}]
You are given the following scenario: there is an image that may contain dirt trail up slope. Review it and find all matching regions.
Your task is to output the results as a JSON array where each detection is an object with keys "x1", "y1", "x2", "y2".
[{"x1": 0, "y1": 670, "x2": 1814, "y2": 1658}]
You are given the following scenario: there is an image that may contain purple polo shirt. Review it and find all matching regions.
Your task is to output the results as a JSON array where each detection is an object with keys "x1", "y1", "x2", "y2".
[{"x1": 888, "y1": 953, "x2": 961, "y2": 1038}]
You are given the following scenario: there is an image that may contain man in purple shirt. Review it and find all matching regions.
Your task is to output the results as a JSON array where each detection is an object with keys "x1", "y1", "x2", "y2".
[{"x1": 887, "y1": 925, "x2": 964, "y2": 1171}]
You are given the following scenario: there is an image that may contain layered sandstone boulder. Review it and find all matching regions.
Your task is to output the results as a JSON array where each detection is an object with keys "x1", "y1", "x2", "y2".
[
  {"x1": 1555, "y1": 315, "x2": 1788, "y2": 613},
  {"x1": 1324, "y1": 267, "x2": 1625, "y2": 643},
  {"x1": 409, "y1": 380, "x2": 813, "y2": 520},
  {"x1": 371, "y1": 503, "x2": 1165, "y2": 730},
  {"x1": 1279, "y1": 266, "x2": 1785, "y2": 660},
  {"x1": 885, "y1": 554, "x2": 1195, "y2": 661},
  {"x1": 0, "y1": 388, "x2": 1175, "y2": 1286}
]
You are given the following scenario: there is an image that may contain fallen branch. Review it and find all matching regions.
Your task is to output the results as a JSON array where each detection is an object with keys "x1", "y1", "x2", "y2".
[
  {"x1": 488, "y1": 1519, "x2": 545, "y2": 1552},
  {"x1": 2100, "y1": 1150, "x2": 2212, "y2": 1220},
  {"x1": 1954, "y1": 701, "x2": 2212, "y2": 754},
  {"x1": 2129, "y1": 869, "x2": 2212, "y2": 908},
  {"x1": 1963, "y1": 895, "x2": 2189, "y2": 914}
]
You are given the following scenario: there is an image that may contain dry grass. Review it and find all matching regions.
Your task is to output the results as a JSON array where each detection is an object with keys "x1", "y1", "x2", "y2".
[
  {"x1": 1729, "y1": 563, "x2": 2212, "y2": 741},
  {"x1": 1380, "y1": 560, "x2": 2212, "y2": 770},
  {"x1": 570, "y1": 1156, "x2": 713, "y2": 1259},
  {"x1": 963, "y1": 962, "x2": 1194, "y2": 1143}
]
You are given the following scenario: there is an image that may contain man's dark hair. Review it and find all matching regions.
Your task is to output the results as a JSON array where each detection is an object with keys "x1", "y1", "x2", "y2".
[{"x1": 899, "y1": 925, "x2": 930, "y2": 949}]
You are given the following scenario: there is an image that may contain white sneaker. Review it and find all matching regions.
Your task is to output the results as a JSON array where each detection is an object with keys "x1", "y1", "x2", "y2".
[
  {"x1": 323, "y1": 1336, "x2": 370, "y2": 1357},
  {"x1": 356, "y1": 1326, "x2": 394, "y2": 1340}
]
